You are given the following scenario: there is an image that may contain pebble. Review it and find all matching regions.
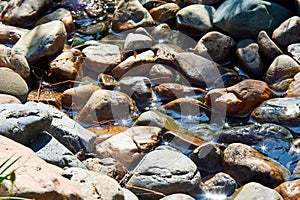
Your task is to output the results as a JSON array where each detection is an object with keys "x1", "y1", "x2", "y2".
[
  {"x1": 150, "y1": 3, "x2": 180, "y2": 23},
  {"x1": 0, "y1": 24, "x2": 28, "y2": 45},
  {"x1": 0, "y1": 94, "x2": 22, "y2": 104},
  {"x1": 287, "y1": 43, "x2": 300, "y2": 63},
  {"x1": 149, "y1": 64, "x2": 174, "y2": 84},
  {"x1": 27, "y1": 90, "x2": 63, "y2": 110},
  {"x1": 160, "y1": 193, "x2": 195, "y2": 200},
  {"x1": 124, "y1": 33, "x2": 153, "y2": 50},
  {"x1": 286, "y1": 72, "x2": 300, "y2": 97},
  {"x1": 275, "y1": 179, "x2": 300, "y2": 200}
]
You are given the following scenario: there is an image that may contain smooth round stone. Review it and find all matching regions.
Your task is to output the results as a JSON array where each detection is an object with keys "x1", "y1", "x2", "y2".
[
  {"x1": 0, "y1": 94, "x2": 22, "y2": 104},
  {"x1": 275, "y1": 179, "x2": 300, "y2": 200},
  {"x1": 150, "y1": 3, "x2": 180, "y2": 23},
  {"x1": 149, "y1": 64, "x2": 174, "y2": 84},
  {"x1": 160, "y1": 193, "x2": 195, "y2": 200},
  {"x1": 0, "y1": 68, "x2": 28, "y2": 102},
  {"x1": 0, "y1": 24, "x2": 28, "y2": 45},
  {"x1": 124, "y1": 33, "x2": 153, "y2": 50},
  {"x1": 287, "y1": 43, "x2": 300, "y2": 63},
  {"x1": 286, "y1": 72, "x2": 300, "y2": 97}
]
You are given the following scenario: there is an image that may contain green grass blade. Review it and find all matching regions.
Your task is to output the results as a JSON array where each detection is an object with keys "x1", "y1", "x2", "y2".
[{"x1": 0, "y1": 156, "x2": 21, "y2": 175}]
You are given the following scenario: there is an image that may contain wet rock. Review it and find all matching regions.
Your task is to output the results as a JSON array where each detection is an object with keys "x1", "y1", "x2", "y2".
[
  {"x1": 287, "y1": 43, "x2": 300, "y2": 63},
  {"x1": 124, "y1": 33, "x2": 153, "y2": 50},
  {"x1": 126, "y1": 146, "x2": 201, "y2": 195},
  {"x1": 229, "y1": 182, "x2": 283, "y2": 200},
  {"x1": 49, "y1": 48, "x2": 84, "y2": 81},
  {"x1": 236, "y1": 39, "x2": 265, "y2": 79},
  {"x1": 205, "y1": 79, "x2": 271, "y2": 117},
  {"x1": 191, "y1": 141, "x2": 225, "y2": 173},
  {"x1": 12, "y1": 20, "x2": 67, "y2": 65},
  {"x1": 77, "y1": 21, "x2": 109, "y2": 36},
  {"x1": 272, "y1": 16, "x2": 300, "y2": 49},
  {"x1": 149, "y1": 64, "x2": 174, "y2": 84},
  {"x1": 153, "y1": 43, "x2": 184, "y2": 66},
  {"x1": 98, "y1": 73, "x2": 118, "y2": 89},
  {"x1": 0, "y1": 94, "x2": 21, "y2": 104},
  {"x1": 223, "y1": 143, "x2": 290, "y2": 188},
  {"x1": 95, "y1": 126, "x2": 161, "y2": 167},
  {"x1": 0, "y1": 0, "x2": 51, "y2": 28},
  {"x1": 150, "y1": 3, "x2": 180, "y2": 23},
  {"x1": 0, "y1": 135, "x2": 83, "y2": 199},
  {"x1": 213, "y1": 0, "x2": 292, "y2": 38},
  {"x1": 154, "y1": 83, "x2": 206, "y2": 101},
  {"x1": 83, "y1": 157, "x2": 126, "y2": 182},
  {"x1": 63, "y1": 167, "x2": 124, "y2": 200},
  {"x1": 62, "y1": 84, "x2": 101, "y2": 108},
  {"x1": 30, "y1": 131, "x2": 86, "y2": 169},
  {"x1": 0, "y1": 102, "x2": 52, "y2": 145},
  {"x1": 27, "y1": 90, "x2": 63, "y2": 110},
  {"x1": 150, "y1": 23, "x2": 172, "y2": 41},
  {"x1": 35, "y1": 8, "x2": 74, "y2": 33},
  {"x1": 286, "y1": 72, "x2": 300, "y2": 97},
  {"x1": 160, "y1": 193, "x2": 195, "y2": 200},
  {"x1": 76, "y1": 90, "x2": 138, "y2": 124},
  {"x1": 265, "y1": 55, "x2": 300, "y2": 92},
  {"x1": 0, "y1": 24, "x2": 28, "y2": 45},
  {"x1": 111, "y1": 0, "x2": 154, "y2": 32},
  {"x1": 201, "y1": 172, "x2": 237, "y2": 197},
  {"x1": 0, "y1": 44, "x2": 30, "y2": 81},
  {"x1": 82, "y1": 43, "x2": 121, "y2": 73},
  {"x1": 257, "y1": 30, "x2": 283, "y2": 62},
  {"x1": 251, "y1": 97, "x2": 300, "y2": 127},
  {"x1": 176, "y1": 5, "x2": 215, "y2": 36},
  {"x1": 194, "y1": 31, "x2": 236, "y2": 63},
  {"x1": 275, "y1": 179, "x2": 300, "y2": 200}
]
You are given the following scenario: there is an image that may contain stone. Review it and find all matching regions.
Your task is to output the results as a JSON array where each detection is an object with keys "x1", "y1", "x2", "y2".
[
  {"x1": 286, "y1": 72, "x2": 300, "y2": 97},
  {"x1": 0, "y1": 0, "x2": 52, "y2": 28},
  {"x1": 76, "y1": 90, "x2": 138, "y2": 125},
  {"x1": 122, "y1": 188, "x2": 139, "y2": 200},
  {"x1": 49, "y1": 48, "x2": 84, "y2": 81},
  {"x1": 150, "y1": 3, "x2": 180, "y2": 23},
  {"x1": 126, "y1": 146, "x2": 201, "y2": 195},
  {"x1": 257, "y1": 30, "x2": 283, "y2": 62},
  {"x1": 184, "y1": 0, "x2": 222, "y2": 5},
  {"x1": 35, "y1": 8, "x2": 74, "y2": 33},
  {"x1": 236, "y1": 39, "x2": 265, "y2": 79},
  {"x1": 124, "y1": 33, "x2": 153, "y2": 50},
  {"x1": 229, "y1": 182, "x2": 283, "y2": 200},
  {"x1": 176, "y1": 5, "x2": 215, "y2": 36},
  {"x1": 149, "y1": 64, "x2": 174, "y2": 84},
  {"x1": 27, "y1": 90, "x2": 63, "y2": 110},
  {"x1": 194, "y1": 31, "x2": 236, "y2": 63},
  {"x1": 111, "y1": 0, "x2": 154, "y2": 32},
  {"x1": 153, "y1": 43, "x2": 184, "y2": 66},
  {"x1": 0, "y1": 44, "x2": 30, "y2": 81},
  {"x1": 272, "y1": 16, "x2": 300, "y2": 49},
  {"x1": 63, "y1": 167, "x2": 124, "y2": 200},
  {"x1": 0, "y1": 67, "x2": 28, "y2": 102},
  {"x1": 205, "y1": 79, "x2": 271, "y2": 117},
  {"x1": 12, "y1": 20, "x2": 67, "y2": 65},
  {"x1": 287, "y1": 43, "x2": 300, "y2": 63},
  {"x1": 275, "y1": 179, "x2": 300, "y2": 200},
  {"x1": 0, "y1": 102, "x2": 52, "y2": 145},
  {"x1": 251, "y1": 97, "x2": 300, "y2": 127},
  {"x1": 98, "y1": 73, "x2": 118, "y2": 89},
  {"x1": 0, "y1": 135, "x2": 83, "y2": 199},
  {"x1": 0, "y1": 94, "x2": 21, "y2": 104},
  {"x1": 223, "y1": 143, "x2": 290, "y2": 188},
  {"x1": 213, "y1": 0, "x2": 292, "y2": 38},
  {"x1": 0, "y1": 24, "x2": 28, "y2": 45},
  {"x1": 297, "y1": 0, "x2": 300, "y2": 15},
  {"x1": 265, "y1": 55, "x2": 300, "y2": 92},
  {"x1": 160, "y1": 193, "x2": 195, "y2": 200},
  {"x1": 30, "y1": 131, "x2": 86, "y2": 169}
]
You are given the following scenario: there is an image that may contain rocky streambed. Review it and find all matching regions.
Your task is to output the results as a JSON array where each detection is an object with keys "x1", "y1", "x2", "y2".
[{"x1": 0, "y1": 0, "x2": 300, "y2": 199}]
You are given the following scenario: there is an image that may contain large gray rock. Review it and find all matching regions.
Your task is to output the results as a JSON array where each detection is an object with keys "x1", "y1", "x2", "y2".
[
  {"x1": 0, "y1": 102, "x2": 52, "y2": 145},
  {"x1": 213, "y1": 0, "x2": 292, "y2": 38}
]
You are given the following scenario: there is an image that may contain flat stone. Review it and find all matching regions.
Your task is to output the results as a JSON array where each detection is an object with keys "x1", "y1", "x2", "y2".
[
  {"x1": 0, "y1": 94, "x2": 21, "y2": 104},
  {"x1": 160, "y1": 193, "x2": 195, "y2": 200},
  {"x1": 286, "y1": 72, "x2": 300, "y2": 97},
  {"x1": 27, "y1": 90, "x2": 63, "y2": 110},
  {"x1": 275, "y1": 179, "x2": 300, "y2": 200},
  {"x1": 150, "y1": 3, "x2": 180, "y2": 23},
  {"x1": 287, "y1": 43, "x2": 300, "y2": 63},
  {"x1": 0, "y1": 24, "x2": 28, "y2": 45}
]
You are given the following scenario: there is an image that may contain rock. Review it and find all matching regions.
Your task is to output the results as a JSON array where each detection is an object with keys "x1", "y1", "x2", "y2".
[
  {"x1": 0, "y1": 0, "x2": 52, "y2": 28},
  {"x1": 275, "y1": 179, "x2": 300, "y2": 200},
  {"x1": 251, "y1": 97, "x2": 300, "y2": 127},
  {"x1": 0, "y1": 102, "x2": 52, "y2": 145},
  {"x1": 205, "y1": 79, "x2": 271, "y2": 117},
  {"x1": 83, "y1": 157, "x2": 126, "y2": 182},
  {"x1": 49, "y1": 48, "x2": 84, "y2": 81},
  {"x1": 223, "y1": 143, "x2": 290, "y2": 188},
  {"x1": 95, "y1": 126, "x2": 161, "y2": 167},
  {"x1": 0, "y1": 44, "x2": 30, "y2": 81},
  {"x1": 35, "y1": 8, "x2": 74, "y2": 33},
  {"x1": 176, "y1": 5, "x2": 215, "y2": 36},
  {"x1": 82, "y1": 43, "x2": 121, "y2": 73},
  {"x1": 0, "y1": 24, "x2": 28, "y2": 45},
  {"x1": 0, "y1": 94, "x2": 21, "y2": 104},
  {"x1": 184, "y1": 0, "x2": 222, "y2": 5},
  {"x1": 272, "y1": 16, "x2": 300, "y2": 49},
  {"x1": 150, "y1": 24, "x2": 172, "y2": 41},
  {"x1": 297, "y1": 0, "x2": 300, "y2": 15},
  {"x1": 194, "y1": 31, "x2": 236, "y2": 63},
  {"x1": 62, "y1": 85, "x2": 101, "y2": 108},
  {"x1": 0, "y1": 67, "x2": 28, "y2": 102},
  {"x1": 150, "y1": 3, "x2": 180, "y2": 23},
  {"x1": 111, "y1": 0, "x2": 154, "y2": 32},
  {"x1": 257, "y1": 30, "x2": 283, "y2": 62},
  {"x1": 98, "y1": 73, "x2": 118, "y2": 89},
  {"x1": 76, "y1": 90, "x2": 138, "y2": 125},
  {"x1": 27, "y1": 90, "x2": 63, "y2": 110},
  {"x1": 229, "y1": 182, "x2": 283, "y2": 200},
  {"x1": 112, "y1": 50, "x2": 156, "y2": 80},
  {"x1": 213, "y1": 0, "x2": 292, "y2": 38},
  {"x1": 12, "y1": 20, "x2": 67, "y2": 65},
  {"x1": 30, "y1": 131, "x2": 86, "y2": 169},
  {"x1": 160, "y1": 193, "x2": 195, "y2": 200},
  {"x1": 124, "y1": 33, "x2": 153, "y2": 50},
  {"x1": 287, "y1": 43, "x2": 300, "y2": 63},
  {"x1": 191, "y1": 141, "x2": 225, "y2": 173},
  {"x1": 122, "y1": 188, "x2": 139, "y2": 200},
  {"x1": 63, "y1": 167, "x2": 124, "y2": 200},
  {"x1": 126, "y1": 146, "x2": 201, "y2": 196},
  {"x1": 153, "y1": 43, "x2": 184, "y2": 66},
  {"x1": 0, "y1": 136, "x2": 83, "y2": 199},
  {"x1": 265, "y1": 55, "x2": 300, "y2": 92},
  {"x1": 236, "y1": 39, "x2": 265, "y2": 79},
  {"x1": 149, "y1": 64, "x2": 174, "y2": 84},
  {"x1": 286, "y1": 72, "x2": 300, "y2": 97},
  {"x1": 201, "y1": 172, "x2": 237, "y2": 197}
]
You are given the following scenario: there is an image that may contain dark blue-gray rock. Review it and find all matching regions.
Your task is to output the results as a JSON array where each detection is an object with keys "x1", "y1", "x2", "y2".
[
  {"x1": 126, "y1": 146, "x2": 201, "y2": 196},
  {"x1": 213, "y1": 0, "x2": 292, "y2": 38},
  {"x1": 229, "y1": 182, "x2": 283, "y2": 200},
  {"x1": 287, "y1": 43, "x2": 300, "y2": 64},
  {"x1": 0, "y1": 102, "x2": 52, "y2": 145},
  {"x1": 124, "y1": 33, "x2": 153, "y2": 50},
  {"x1": 30, "y1": 132, "x2": 86, "y2": 168}
]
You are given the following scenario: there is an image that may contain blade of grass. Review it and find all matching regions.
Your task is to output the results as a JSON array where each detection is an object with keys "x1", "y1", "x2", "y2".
[{"x1": 0, "y1": 156, "x2": 21, "y2": 175}]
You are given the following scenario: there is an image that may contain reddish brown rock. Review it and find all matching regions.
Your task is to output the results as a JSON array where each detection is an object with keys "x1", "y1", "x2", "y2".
[
  {"x1": 150, "y1": 3, "x2": 180, "y2": 23},
  {"x1": 0, "y1": 24, "x2": 28, "y2": 45},
  {"x1": 275, "y1": 179, "x2": 300, "y2": 200},
  {"x1": 27, "y1": 90, "x2": 63, "y2": 110}
]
